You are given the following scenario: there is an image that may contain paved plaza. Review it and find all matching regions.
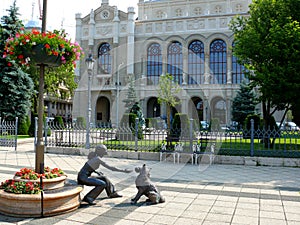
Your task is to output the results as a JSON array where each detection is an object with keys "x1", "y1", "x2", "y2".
[{"x1": 0, "y1": 140, "x2": 300, "y2": 225}]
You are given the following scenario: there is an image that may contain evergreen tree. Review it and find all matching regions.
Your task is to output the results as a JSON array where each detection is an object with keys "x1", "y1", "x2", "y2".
[
  {"x1": 122, "y1": 74, "x2": 145, "y2": 131},
  {"x1": 0, "y1": 1, "x2": 34, "y2": 121},
  {"x1": 123, "y1": 74, "x2": 137, "y2": 113},
  {"x1": 231, "y1": 82, "x2": 257, "y2": 126}
]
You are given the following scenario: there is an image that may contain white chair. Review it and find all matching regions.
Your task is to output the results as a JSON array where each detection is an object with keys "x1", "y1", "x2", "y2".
[
  {"x1": 159, "y1": 142, "x2": 177, "y2": 163},
  {"x1": 174, "y1": 142, "x2": 183, "y2": 163},
  {"x1": 194, "y1": 142, "x2": 215, "y2": 165},
  {"x1": 193, "y1": 143, "x2": 201, "y2": 165}
]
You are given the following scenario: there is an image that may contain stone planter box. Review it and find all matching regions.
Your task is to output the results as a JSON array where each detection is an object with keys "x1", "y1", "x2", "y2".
[
  {"x1": 0, "y1": 184, "x2": 82, "y2": 217},
  {"x1": 13, "y1": 175, "x2": 67, "y2": 190}
]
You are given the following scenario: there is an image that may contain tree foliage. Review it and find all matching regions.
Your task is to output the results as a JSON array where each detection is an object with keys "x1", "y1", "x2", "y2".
[
  {"x1": 0, "y1": 1, "x2": 78, "y2": 117},
  {"x1": 231, "y1": 81, "x2": 257, "y2": 126},
  {"x1": 0, "y1": 1, "x2": 34, "y2": 121},
  {"x1": 157, "y1": 73, "x2": 181, "y2": 130},
  {"x1": 230, "y1": 0, "x2": 300, "y2": 129},
  {"x1": 123, "y1": 74, "x2": 137, "y2": 113}
]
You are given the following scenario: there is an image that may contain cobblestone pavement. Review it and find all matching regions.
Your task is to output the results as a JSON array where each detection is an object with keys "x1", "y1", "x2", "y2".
[{"x1": 0, "y1": 139, "x2": 300, "y2": 225}]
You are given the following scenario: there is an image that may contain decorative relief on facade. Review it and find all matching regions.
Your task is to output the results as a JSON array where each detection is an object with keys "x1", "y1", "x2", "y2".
[
  {"x1": 146, "y1": 23, "x2": 153, "y2": 33},
  {"x1": 214, "y1": 5, "x2": 222, "y2": 14},
  {"x1": 193, "y1": 7, "x2": 202, "y2": 16},
  {"x1": 95, "y1": 10, "x2": 111, "y2": 22},
  {"x1": 176, "y1": 21, "x2": 184, "y2": 31},
  {"x1": 83, "y1": 28, "x2": 89, "y2": 36},
  {"x1": 235, "y1": 4, "x2": 243, "y2": 12},
  {"x1": 220, "y1": 18, "x2": 227, "y2": 28},
  {"x1": 166, "y1": 22, "x2": 173, "y2": 32},
  {"x1": 96, "y1": 25, "x2": 112, "y2": 35},
  {"x1": 135, "y1": 24, "x2": 142, "y2": 33},
  {"x1": 155, "y1": 23, "x2": 163, "y2": 33},
  {"x1": 101, "y1": 10, "x2": 110, "y2": 19},
  {"x1": 208, "y1": 19, "x2": 216, "y2": 29},
  {"x1": 156, "y1": 11, "x2": 165, "y2": 19},
  {"x1": 175, "y1": 8, "x2": 183, "y2": 17},
  {"x1": 121, "y1": 24, "x2": 127, "y2": 33},
  {"x1": 187, "y1": 19, "x2": 205, "y2": 30}
]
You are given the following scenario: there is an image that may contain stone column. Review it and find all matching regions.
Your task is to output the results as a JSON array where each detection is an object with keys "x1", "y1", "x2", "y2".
[
  {"x1": 227, "y1": 52, "x2": 232, "y2": 84},
  {"x1": 127, "y1": 7, "x2": 135, "y2": 75},
  {"x1": 88, "y1": 9, "x2": 95, "y2": 49},
  {"x1": 204, "y1": 52, "x2": 210, "y2": 84}
]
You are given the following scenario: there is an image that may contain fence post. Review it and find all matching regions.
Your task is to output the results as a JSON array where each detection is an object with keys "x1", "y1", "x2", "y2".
[
  {"x1": 250, "y1": 119, "x2": 254, "y2": 156},
  {"x1": 44, "y1": 117, "x2": 48, "y2": 146},
  {"x1": 14, "y1": 117, "x2": 18, "y2": 151},
  {"x1": 135, "y1": 117, "x2": 139, "y2": 152},
  {"x1": 189, "y1": 119, "x2": 193, "y2": 153},
  {"x1": 34, "y1": 117, "x2": 38, "y2": 152}
]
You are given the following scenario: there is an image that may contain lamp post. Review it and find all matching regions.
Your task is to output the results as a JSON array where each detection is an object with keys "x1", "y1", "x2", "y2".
[
  {"x1": 35, "y1": 0, "x2": 47, "y2": 173},
  {"x1": 116, "y1": 62, "x2": 124, "y2": 128},
  {"x1": 85, "y1": 54, "x2": 95, "y2": 149}
]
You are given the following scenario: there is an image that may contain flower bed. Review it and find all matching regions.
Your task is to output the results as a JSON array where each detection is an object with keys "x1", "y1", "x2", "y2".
[
  {"x1": 0, "y1": 167, "x2": 66, "y2": 193},
  {"x1": 0, "y1": 186, "x2": 82, "y2": 217},
  {"x1": 0, "y1": 167, "x2": 82, "y2": 217}
]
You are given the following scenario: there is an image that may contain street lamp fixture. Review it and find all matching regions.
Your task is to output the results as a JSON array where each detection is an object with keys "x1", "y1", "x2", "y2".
[{"x1": 85, "y1": 54, "x2": 95, "y2": 149}]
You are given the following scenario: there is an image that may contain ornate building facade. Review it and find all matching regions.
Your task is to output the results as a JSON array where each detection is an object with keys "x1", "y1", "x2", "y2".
[{"x1": 73, "y1": 0, "x2": 252, "y2": 127}]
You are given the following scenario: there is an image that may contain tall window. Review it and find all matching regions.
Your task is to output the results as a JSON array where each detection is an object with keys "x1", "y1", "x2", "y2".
[
  {"x1": 167, "y1": 41, "x2": 183, "y2": 84},
  {"x1": 98, "y1": 43, "x2": 111, "y2": 74},
  {"x1": 147, "y1": 43, "x2": 162, "y2": 85},
  {"x1": 232, "y1": 42, "x2": 246, "y2": 84},
  {"x1": 188, "y1": 40, "x2": 205, "y2": 84},
  {"x1": 210, "y1": 39, "x2": 227, "y2": 84}
]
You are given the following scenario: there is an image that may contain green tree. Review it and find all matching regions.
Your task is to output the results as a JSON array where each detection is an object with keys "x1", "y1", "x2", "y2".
[
  {"x1": 0, "y1": 1, "x2": 34, "y2": 121},
  {"x1": 230, "y1": 0, "x2": 300, "y2": 132},
  {"x1": 231, "y1": 81, "x2": 257, "y2": 126},
  {"x1": 157, "y1": 73, "x2": 181, "y2": 132},
  {"x1": 1, "y1": 2, "x2": 78, "y2": 118},
  {"x1": 123, "y1": 74, "x2": 137, "y2": 113}
]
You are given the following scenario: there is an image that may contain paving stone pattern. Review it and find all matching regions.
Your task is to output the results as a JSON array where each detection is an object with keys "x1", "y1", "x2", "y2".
[{"x1": 0, "y1": 139, "x2": 300, "y2": 224}]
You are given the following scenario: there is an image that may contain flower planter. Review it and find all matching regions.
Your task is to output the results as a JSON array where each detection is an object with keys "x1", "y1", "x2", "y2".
[
  {"x1": 0, "y1": 184, "x2": 82, "y2": 217},
  {"x1": 3, "y1": 29, "x2": 83, "y2": 69},
  {"x1": 24, "y1": 44, "x2": 62, "y2": 67},
  {"x1": 13, "y1": 175, "x2": 67, "y2": 190}
]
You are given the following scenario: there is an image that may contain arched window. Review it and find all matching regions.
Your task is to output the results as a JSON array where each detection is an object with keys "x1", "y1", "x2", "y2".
[
  {"x1": 188, "y1": 40, "x2": 205, "y2": 84},
  {"x1": 167, "y1": 41, "x2": 183, "y2": 84},
  {"x1": 210, "y1": 39, "x2": 227, "y2": 84},
  {"x1": 98, "y1": 43, "x2": 111, "y2": 74},
  {"x1": 147, "y1": 43, "x2": 162, "y2": 85},
  {"x1": 232, "y1": 42, "x2": 246, "y2": 84}
]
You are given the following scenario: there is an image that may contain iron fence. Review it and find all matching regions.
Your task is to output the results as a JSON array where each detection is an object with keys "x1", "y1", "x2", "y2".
[
  {"x1": 44, "y1": 119, "x2": 300, "y2": 158},
  {"x1": 0, "y1": 117, "x2": 18, "y2": 151}
]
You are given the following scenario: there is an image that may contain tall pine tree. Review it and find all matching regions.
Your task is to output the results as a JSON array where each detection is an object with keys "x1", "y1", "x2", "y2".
[
  {"x1": 231, "y1": 82, "x2": 257, "y2": 126},
  {"x1": 123, "y1": 74, "x2": 137, "y2": 113},
  {"x1": 0, "y1": 1, "x2": 34, "y2": 121}
]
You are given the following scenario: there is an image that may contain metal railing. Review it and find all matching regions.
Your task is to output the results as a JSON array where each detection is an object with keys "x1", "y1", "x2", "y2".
[
  {"x1": 0, "y1": 117, "x2": 18, "y2": 151},
  {"x1": 44, "y1": 119, "x2": 300, "y2": 158}
]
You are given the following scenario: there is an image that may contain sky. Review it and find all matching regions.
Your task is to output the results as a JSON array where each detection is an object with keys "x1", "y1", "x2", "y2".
[{"x1": 0, "y1": 0, "x2": 139, "y2": 40}]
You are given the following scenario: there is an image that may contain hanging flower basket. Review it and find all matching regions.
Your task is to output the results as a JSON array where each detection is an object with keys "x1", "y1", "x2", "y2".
[
  {"x1": 3, "y1": 28, "x2": 84, "y2": 68},
  {"x1": 23, "y1": 44, "x2": 62, "y2": 67}
]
